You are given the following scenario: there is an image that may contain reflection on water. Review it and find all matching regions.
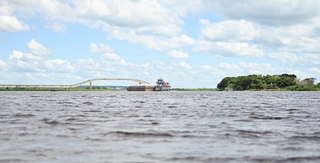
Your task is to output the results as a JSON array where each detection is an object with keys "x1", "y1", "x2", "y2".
[{"x1": 1, "y1": 91, "x2": 320, "y2": 162}]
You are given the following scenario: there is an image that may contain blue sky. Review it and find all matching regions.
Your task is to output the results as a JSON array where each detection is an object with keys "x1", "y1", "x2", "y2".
[{"x1": 1, "y1": 0, "x2": 320, "y2": 88}]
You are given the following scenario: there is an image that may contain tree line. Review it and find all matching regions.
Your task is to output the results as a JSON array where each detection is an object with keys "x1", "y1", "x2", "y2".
[
  {"x1": 217, "y1": 74, "x2": 320, "y2": 91},
  {"x1": 85, "y1": 86, "x2": 109, "y2": 90}
]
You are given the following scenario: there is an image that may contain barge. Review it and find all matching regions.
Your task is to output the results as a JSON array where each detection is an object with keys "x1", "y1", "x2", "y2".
[
  {"x1": 126, "y1": 78, "x2": 171, "y2": 91},
  {"x1": 126, "y1": 84, "x2": 156, "y2": 91}
]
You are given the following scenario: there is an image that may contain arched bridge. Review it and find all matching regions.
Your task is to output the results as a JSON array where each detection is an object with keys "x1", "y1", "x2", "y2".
[
  {"x1": 0, "y1": 78, "x2": 150, "y2": 90},
  {"x1": 72, "y1": 78, "x2": 150, "y2": 88}
]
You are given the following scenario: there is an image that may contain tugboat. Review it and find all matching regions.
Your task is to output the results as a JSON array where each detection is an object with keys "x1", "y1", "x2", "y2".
[{"x1": 154, "y1": 78, "x2": 171, "y2": 91}]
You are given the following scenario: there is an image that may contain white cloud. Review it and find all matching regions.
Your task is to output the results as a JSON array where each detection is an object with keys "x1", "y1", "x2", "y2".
[
  {"x1": 44, "y1": 23, "x2": 66, "y2": 33},
  {"x1": 76, "y1": 58, "x2": 95, "y2": 66},
  {"x1": 253, "y1": 24, "x2": 320, "y2": 53},
  {"x1": 3, "y1": 0, "x2": 196, "y2": 52},
  {"x1": 8, "y1": 0, "x2": 183, "y2": 36},
  {"x1": 101, "y1": 53, "x2": 127, "y2": 66},
  {"x1": 89, "y1": 43, "x2": 115, "y2": 54},
  {"x1": 168, "y1": 50, "x2": 189, "y2": 59},
  {"x1": 27, "y1": 39, "x2": 52, "y2": 55},
  {"x1": 0, "y1": 59, "x2": 7, "y2": 69},
  {"x1": 109, "y1": 30, "x2": 165, "y2": 51},
  {"x1": 200, "y1": 61, "x2": 290, "y2": 77},
  {"x1": 4, "y1": 0, "x2": 320, "y2": 56},
  {"x1": 238, "y1": 61, "x2": 275, "y2": 74},
  {"x1": 101, "y1": 53, "x2": 122, "y2": 61},
  {"x1": 208, "y1": 0, "x2": 320, "y2": 26},
  {"x1": 201, "y1": 20, "x2": 258, "y2": 42},
  {"x1": 109, "y1": 30, "x2": 195, "y2": 51},
  {"x1": 2, "y1": 49, "x2": 195, "y2": 87},
  {"x1": 44, "y1": 59, "x2": 75, "y2": 72},
  {"x1": 268, "y1": 52, "x2": 320, "y2": 67},
  {"x1": 309, "y1": 68, "x2": 320, "y2": 74},
  {"x1": 194, "y1": 41, "x2": 264, "y2": 57},
  {"x1": 200, "y1": 65, "x2": 227, "y2": 76},
  {"x1": 194, "y1": 2, "x2": 320, "y2": 56},
  {"x1": 180, "y1": 62, "x2": 192, "y2": 69},
  {"x1": 0, "y1": 59, "x2": 6, "y2": 65},
  {"x1": 199, "y1": 19, "x2": 210, "y2": 25},
  {"x1": 0, "y1": 4, "x2": 30, "y2": 32},
  {"x1": 0, "y1": 15, "x2": 30, "y2": 32},
  {"x1": 196, "y1": 16, "x2": 320, "y2": 56},
  {"x1": 7, "y1": 50, "x2": 43, "y2": 72},
  {"x1": 9, "y1": 50, "x2": 42, "y2": 62},
  {"x1": 2, "y1": 0, "x2": 320, "y2": 88},
  {"x1": 169, "y1": 34, "x2": 195, "y2": 48},
  {"x1": 200, "y1": 65, "x2": 214, "y2": 70},
  {"x1": 159, "y1": 1, "x2": 207, "y2": 17},
  {"x1": 268, "y1": 52, "x2": 298, "y2": 64}
]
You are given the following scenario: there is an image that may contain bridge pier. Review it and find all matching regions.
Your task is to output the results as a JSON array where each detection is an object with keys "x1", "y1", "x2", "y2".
[{"x1": 90, "y1": 82, "x2": 92, "y2": 91}]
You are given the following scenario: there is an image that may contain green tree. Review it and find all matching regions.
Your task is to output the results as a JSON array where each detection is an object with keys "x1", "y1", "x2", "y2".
[
  {"x1": 264, "y1": 75, "x2": 276, "y2": 85},
  {"x1": 302, "y1": 78, "x2": 317, "y2": 85},
  {"x1": 254, "y1": 82, "x2": 261, "y2": 89},
  {"x1": 277, "y1": 77, "x2": 296, "y2": 88},
  {"x1": 279, "y1": 74, "x2": 297, "y2": 79},
  {"x1": 217, "y1": 77, "x2": 236, "y2": 90},
  {"x1": 216, "y1": 74, "x2": 298, "y2": 91}
]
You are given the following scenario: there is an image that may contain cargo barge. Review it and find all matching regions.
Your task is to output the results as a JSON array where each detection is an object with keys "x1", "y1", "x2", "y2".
[
  {"x1": 126, "y1": 78, "x2": 171, "y2": 91},
  {"x1": 126, "y1": 84, "x2": 156, "y2": 91}
]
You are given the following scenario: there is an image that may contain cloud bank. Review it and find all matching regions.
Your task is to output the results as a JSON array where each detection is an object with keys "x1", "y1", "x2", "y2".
[{"x1": 1, "y1": 0, "x2": 320, "y2": 87}]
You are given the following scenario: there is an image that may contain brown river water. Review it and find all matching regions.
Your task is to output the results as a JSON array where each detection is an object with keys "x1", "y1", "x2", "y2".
[{"x1": 0, "y1": 91, "x2": 320, "y2": 163}]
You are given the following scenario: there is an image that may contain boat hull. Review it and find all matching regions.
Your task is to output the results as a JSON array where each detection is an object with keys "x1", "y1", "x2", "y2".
[{"x1": 126, "y1": 85, "x2": 155, "y2": 91}]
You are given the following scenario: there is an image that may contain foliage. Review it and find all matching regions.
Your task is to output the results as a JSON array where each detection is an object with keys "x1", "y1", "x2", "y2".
[
  {"x1": 285, "y1": 84, "x2": 320, "y2": 91},
  {"x1": 217, "y1": 74, "x2": 297, "y2": 91},
  {"x1": 302, "y1": 78, "x2": 317, "y2": 85},
  {"x1": 278, "y1": 73, "x2": 297, "y2": 79}
]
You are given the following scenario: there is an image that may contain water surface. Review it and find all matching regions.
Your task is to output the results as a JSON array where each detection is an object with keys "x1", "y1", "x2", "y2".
[{"x1": 0, "y1": 91, "x2": 320, "y2": 162}]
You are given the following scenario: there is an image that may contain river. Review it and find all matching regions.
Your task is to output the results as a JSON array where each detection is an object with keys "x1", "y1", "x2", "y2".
[{"x1": 0, "y1": 91, "x2": 320, "y2": 163}]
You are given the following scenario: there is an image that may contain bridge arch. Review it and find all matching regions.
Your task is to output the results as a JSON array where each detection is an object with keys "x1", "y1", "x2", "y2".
[{"x1": 71, "y1": 78, "x2": 150, "y2": 89}]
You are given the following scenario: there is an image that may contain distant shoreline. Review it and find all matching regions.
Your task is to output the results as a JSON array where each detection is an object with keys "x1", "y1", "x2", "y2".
[
  {"x1": 0, "y1": 88, "x2": 125, "y2": 91},
  {"x1": 1, "y1": 88, "x2": 319, "y2": 91}
]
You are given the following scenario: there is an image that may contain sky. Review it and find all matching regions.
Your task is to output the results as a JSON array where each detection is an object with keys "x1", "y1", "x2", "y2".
[{"x1": 1, "y1": 0, "x2": 320, "y2": 88}]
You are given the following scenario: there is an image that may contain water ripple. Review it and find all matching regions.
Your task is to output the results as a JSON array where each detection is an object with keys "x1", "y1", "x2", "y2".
[{"x1": 0, "y1": 91, "x2": 320, "y2": 162}]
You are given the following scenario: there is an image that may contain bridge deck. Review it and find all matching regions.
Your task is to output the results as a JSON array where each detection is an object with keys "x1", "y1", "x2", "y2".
[{"x1": 0, "y1": 78, "x2": 150, "y2": 88}]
